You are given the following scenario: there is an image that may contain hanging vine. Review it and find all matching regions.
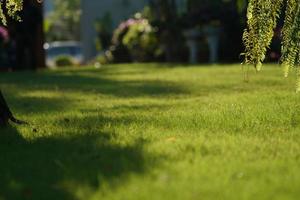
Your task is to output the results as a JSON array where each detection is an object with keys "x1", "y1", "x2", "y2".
[{"x1": 243, "y1": 0, "x2": 300, "y2": 92}]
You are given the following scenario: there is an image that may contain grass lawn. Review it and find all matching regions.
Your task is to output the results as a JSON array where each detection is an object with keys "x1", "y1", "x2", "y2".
[{"x1": 1, "y1": 63, "x2": 300, "y2": 200}]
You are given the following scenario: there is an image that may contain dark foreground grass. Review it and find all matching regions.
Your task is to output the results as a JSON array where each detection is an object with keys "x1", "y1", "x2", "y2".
[{"x1": 0, "y1": 64, "x2": 300, "y2": 200}]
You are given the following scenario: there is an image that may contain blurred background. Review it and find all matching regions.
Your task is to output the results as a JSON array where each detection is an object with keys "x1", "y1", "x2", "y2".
[{"x1": 0, "y1": 0, "x2": 282, "y2": 70}]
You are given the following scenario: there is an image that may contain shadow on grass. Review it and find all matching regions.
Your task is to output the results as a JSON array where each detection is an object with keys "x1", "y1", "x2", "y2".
[
  {"x1": 0, "y1": 64, "x2": 290, "y2": 103},
  {"x1": 0, "y1": 70, "x2": 188, "y2": 98},
  {"x1": 0, "y1": 67, "x2": 188, "y2": 116},
  {"x1": 10, "y1": 96, "x2": 73, "y2": 115},
  {"x1": 0, "y1": 126, "x2": 151, "y2": 200}
]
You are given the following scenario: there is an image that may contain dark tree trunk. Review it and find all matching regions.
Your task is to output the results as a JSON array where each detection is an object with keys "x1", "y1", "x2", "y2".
[
  {"x1": 7, "y1": 0, "x2": 45, "y2": 70},
  {"x1": 0, "y1": 90, "x2": 27, "y2": 127},
  {"x1": 0, "y1": 90, "x2": 13, "y2": 126}
]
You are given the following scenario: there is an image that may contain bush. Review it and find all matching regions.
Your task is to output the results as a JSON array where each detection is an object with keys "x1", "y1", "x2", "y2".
[
  {"x1": 55, "y1": 56, "x2": 73, "y2": 67},
  {"x1": 110, "y1": 14, "x2": 161, "y2": 62},
  {"x1": 93, "y1": 51, "x2": 114, "y2": 66}
]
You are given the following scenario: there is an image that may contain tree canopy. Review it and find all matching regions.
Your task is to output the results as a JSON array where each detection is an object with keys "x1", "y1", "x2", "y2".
[
  {"x1": 45, "y1": 0, "x2": 81, "y2": 41},
  {"x1": 0, "y1": 0, "x2": 24, "y2": 25},
  {"x1": 243, "y1": 0, "x2": 300, "y2": 91},
  {"x1": 0, "y1": 0, "x2": 42, "y2": 25}
]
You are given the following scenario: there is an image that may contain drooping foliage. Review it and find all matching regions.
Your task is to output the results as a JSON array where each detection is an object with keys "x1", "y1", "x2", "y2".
[
  {"x1": 0, "y1": 0, "x2": 42, "y2": 25},
  {"x1": 0, "y1": 0, "x2": 24, "y2": 25},
  {"x1": 243, "y1": 0, "x2": 300, "y2": 92},
  {"x1": 281, "y1": 0, "x2": 300, "y2": 78}
]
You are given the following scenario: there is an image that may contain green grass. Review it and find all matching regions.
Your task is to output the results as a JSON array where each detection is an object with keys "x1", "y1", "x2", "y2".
[{"x1": 1, "y1": 63, "x2": 300, "y2": 200}]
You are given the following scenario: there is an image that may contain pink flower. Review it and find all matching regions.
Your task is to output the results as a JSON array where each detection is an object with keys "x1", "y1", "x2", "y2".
[
  {"x1": 117, "y1": 18, "x2": 146, "y2": 31},
  {"x1": 0, "y1": 26, "x2": 9, "y2": 42}
]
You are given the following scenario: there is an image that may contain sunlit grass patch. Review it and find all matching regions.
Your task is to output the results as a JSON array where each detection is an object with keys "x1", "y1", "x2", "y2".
[{"x1": 0, "y1": 64, "x2": 299, "y2": 200}]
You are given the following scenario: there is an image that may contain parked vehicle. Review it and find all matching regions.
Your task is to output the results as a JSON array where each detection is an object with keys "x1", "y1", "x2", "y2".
[{"x1": 44, "y1": 41, "x2": 83, "y2": 67}]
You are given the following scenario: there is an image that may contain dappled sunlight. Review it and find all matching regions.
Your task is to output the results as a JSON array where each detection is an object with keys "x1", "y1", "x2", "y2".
[
  {"x1": 0, "y1": 69, "x2": 189, "y2": 98},
  {"x1": 1, "y1": 0, "x2": 300, "y2": 198},
  {"x1": 1, "y1": 64, "x2": 300, "y2": 199}
]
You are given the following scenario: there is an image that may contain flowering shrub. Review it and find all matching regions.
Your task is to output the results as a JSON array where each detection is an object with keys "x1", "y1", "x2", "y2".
[
  {"x1": 0, "y1": 26, "x2": 10, "y2": 68},
  {"x1": 111, "y1": 15, "x2": 159, "y2": 62},
  {"x1": 0, "y1": 26, "x2": 9, "y2": 43}
]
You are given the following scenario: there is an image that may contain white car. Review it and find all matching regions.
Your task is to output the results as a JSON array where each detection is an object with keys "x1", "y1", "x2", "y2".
[{"x1": 44, "y1": 41, "x2": 83, "y2": 67}]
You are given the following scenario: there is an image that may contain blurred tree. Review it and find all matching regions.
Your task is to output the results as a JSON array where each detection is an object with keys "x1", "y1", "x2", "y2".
[
  {"x1": 0, "y1": 0, "x2": 44, "y2": 70},
  {"x1": 148, "y1": 0, "x2": 188, "y2": 62},
  {"x1": 243, "y1": 0, "x2": 300, "y2": 91},
  {"x1": 46, "y1": 0, "x2": 81, "y2": 41},
  {"x1": 9, "y1": 0, "x2": 45, "y2": 70},
  {"x1": 94, "y1": 12, "x2": 113, "y2": 51}
]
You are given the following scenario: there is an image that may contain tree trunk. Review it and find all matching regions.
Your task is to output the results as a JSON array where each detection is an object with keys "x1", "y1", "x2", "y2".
[
  {"x1": 0, "y1": 90, "x2": 11, "y2": 126},
  {"x1": 0, "y1": 90, "x2": 26, "y2": 127},
  {"x1": 8, "y1": 0, "x2": 45, "y2": 70}
]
